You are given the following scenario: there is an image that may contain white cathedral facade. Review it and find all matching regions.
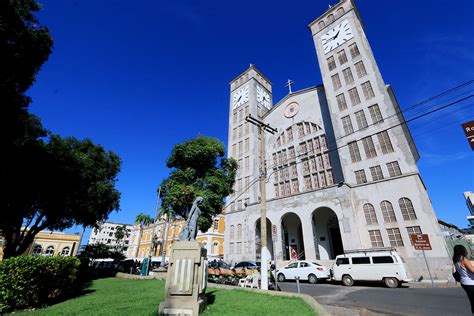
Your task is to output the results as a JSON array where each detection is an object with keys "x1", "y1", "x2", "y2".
[{"x1": 224, "y1": 0, "x2": 451, "y2": 279}]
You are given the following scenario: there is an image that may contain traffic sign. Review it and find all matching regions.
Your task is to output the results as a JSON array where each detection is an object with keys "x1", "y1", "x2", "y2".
[
  {"x1": 410, "y1": 234, "x2": 432, "y2": 250},
  {"x1": 462, "y1": 121, "x2": 474, "y2": 150}
]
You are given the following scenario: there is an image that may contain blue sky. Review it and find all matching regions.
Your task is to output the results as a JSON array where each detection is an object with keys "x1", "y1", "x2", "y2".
[{"x1": 29, "y1": 0, "x2": 473, "y2": 242}]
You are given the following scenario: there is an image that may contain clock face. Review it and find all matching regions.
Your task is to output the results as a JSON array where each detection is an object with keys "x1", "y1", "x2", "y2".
[
  {"x1": 232, "y1": 85, "x2": 249, "y2": 109},
  {"x1": 321, "y1": 19, "x2": 353, "y2": 54},
  {"x1": 284, "y1": 102, "x2": 300, "y2": 118},
  {"x1": 257, "y1": 85, "x2": 271, "y2": 110}
]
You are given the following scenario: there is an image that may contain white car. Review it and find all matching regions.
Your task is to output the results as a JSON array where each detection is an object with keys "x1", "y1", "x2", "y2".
[{"x1": 276, "y1": 260, "x2": 331, "y2": 284}]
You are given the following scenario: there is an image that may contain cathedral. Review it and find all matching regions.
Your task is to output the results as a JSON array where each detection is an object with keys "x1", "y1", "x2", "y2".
[{"x1": 224, "y1": 0, "x2": 451, "y2": 279}]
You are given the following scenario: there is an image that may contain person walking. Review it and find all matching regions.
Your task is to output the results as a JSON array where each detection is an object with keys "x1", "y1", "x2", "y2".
[{"x1": 453, "y1": 244, "x2": 474, "y2": 314}]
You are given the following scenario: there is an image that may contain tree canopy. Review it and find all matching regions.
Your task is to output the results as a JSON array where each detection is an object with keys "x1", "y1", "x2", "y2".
[{"x1": 160, "y1": 136, "x2": 237, "y2": 232}]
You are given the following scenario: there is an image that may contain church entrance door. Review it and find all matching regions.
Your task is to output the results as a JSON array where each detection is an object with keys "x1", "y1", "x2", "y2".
[{"x1": 312, "y1": 207, "x2": 344, "y2": 260}]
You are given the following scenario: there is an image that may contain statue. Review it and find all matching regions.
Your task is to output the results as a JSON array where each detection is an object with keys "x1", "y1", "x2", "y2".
[{"x1": 178, "y1": 196, "x2": 203, "y2": 241}]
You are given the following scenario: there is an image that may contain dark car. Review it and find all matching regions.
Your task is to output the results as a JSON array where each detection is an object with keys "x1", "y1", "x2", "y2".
[{"x1": 233, "y1": 260, "x2": 260, "y2": 271}]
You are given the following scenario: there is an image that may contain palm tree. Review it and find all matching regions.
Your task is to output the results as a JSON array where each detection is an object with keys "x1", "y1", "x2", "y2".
[
  {"x1": 134, "y1": 213, "x2": 153, "y2": 257},
  {"x1": 158, "y1": 207, "x2": 175, "y2": 266}
]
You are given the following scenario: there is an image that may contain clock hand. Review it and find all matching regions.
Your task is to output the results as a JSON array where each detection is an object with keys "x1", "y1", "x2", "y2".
[{"x1": 331, "y1": 30, "x2": 340, "y2": 40}]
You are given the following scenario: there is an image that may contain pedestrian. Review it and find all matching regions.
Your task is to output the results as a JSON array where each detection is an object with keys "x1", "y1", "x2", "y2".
[{"x1": 453, "y1": 244, "x2": 474, "y2": 314}]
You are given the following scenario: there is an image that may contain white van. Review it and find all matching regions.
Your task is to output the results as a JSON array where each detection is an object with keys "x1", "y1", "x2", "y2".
[{"x1": 332, "y1": 249, "x2": 411, "y2": 288}]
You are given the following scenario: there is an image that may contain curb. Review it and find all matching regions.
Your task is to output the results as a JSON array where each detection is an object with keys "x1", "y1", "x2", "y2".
[
  {"x1": 115, "y1": 272, "x2": 167, "y2": 280},
  {"x1": 209, "y1": 283, "x2": 330, "y2": 316}
]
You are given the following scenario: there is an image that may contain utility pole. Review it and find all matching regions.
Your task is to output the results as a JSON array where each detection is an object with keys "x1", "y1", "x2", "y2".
[
  {"x1": 246, "y1": 114, "x2": 277, "y2": 290},
  {"x1": 147, "y1": 186, "x2": 161, "y2": 275}
]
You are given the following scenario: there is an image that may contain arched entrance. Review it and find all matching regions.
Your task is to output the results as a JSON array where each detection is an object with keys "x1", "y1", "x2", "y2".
[
  {"x1": 255, "y1": 218, "x2": 273, "y2": 261},
  {"x1": 312, "y1": 207, "x2": 343, "y2": 260},
  {"x1": 281, "y1": 212, "x2": 305, "y2": 260}
]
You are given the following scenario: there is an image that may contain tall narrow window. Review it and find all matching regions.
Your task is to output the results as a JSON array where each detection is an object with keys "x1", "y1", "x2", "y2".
[
  {"x1": 244, "y1": 138, "x2": 249, "y2": 153},
  {"x1": 331, "y1": 73, "x2": 342, "y2": 90},
  {"x1": 233, "y1": 111, "x2": 237, "y2": 124},
  {"x1": 287, "y1": 127, "x2": 293, "y2": 142},
  {"x1": 368, "y1": 104, "x2": 383, "y2": 124},
  {"x1": 342, "y1": 67, "x2": 354, "y2": 85},
  {"x1": 354, "y1": 61, "x2": 367, "y2": 78},
  {"x1": 377, "y1": 131, "x2": 394, "y2": 154},
  {"x1": 387, "y1": 228, "x2": 404, "y2": 246},
  {"x1": 318, "y1": 20, "x2": 325, "y2": 30},
  {"x1": 327, "y1": 56, "x2": 336, "y2": 71},
  {"x1": 348, "y1": 141, "x2": 361, "y2": 162},
  {"x1": 341, "y1": 115, "x2": 354, "y2": 135},
  {"x1": 230, "y1": 225, "x2": 235, "y2": 239},
  {"x1": 363, "y1": 203, "x2": 378, "y2": 224},
  {"x1": 399, "y1": 198, "x2": 417, "y2": 220},
  {"x1": 381, "y1": 201, "x2": 397, "y2": 222},
  {"x1": 349, "y1": 43, "x2": 360, "y2": 58},
  {"x1": 327, "y1": 14, "x2": 335, "y2": 23},
  {"x1": 245, "y1": 156, "x2": 250, "y2": 171},
  {"x1": 237, "y1": 224, "x2": 242, "y2": 238},
  {"x1": 354, "y1": 110, "x2": 368, "y2": 130},
  {"x1": 232, "y1": 144, "x2": 236, "y2": 157},
  {"x1": 355, "y1": 169, "x2": 367, "y2": 184},
  {"x1": 337, "y1": 50, "x2": 348, "y2": 65},
  {"x1": 336, "y1": 7, "x2": 345, "y2": 17},
  {"x1": 362, "y1": 136, "x2": 377, "y2": 158},
  {"x1": 348, "y1": 87, "x2": 361, "y2": 106},
  {"x1": 361, "y1": 81, "x2": 375, "y2": 100},
  {"x1": 406, "y1": 226, "x2": 422, "y2": 238},
  {"x1": 336, "y1": 93, "x2": 348, "y2": 111},
  {"x1": 304, "y1": 176, "x2": 312, "y2": 191},
  {"x1": 291, "y1": 179, "x2": 299, "y2": 194},
  {"x1": 386, "y1": 161, "x2": 401, "y2": 177},
  {"x1": 369, "y1": 230, "x2": 384, "y2": 247},
  {"x1": 369, "y1": 165, "x2": 384, "y2": 181}
]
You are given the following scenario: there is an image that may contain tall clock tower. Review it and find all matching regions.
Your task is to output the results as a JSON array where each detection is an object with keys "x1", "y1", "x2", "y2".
[
  {"x1": 227, "y1": 65, "x2": 273, "y2": 213},
  {"x1": 309, "y1": 0, "x2": 419, "y2": 185}
]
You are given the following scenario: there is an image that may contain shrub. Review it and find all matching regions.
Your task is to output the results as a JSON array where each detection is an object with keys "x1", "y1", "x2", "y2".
[{"x1": 0, "y1": 255, "x2": 80, "y2": 312}]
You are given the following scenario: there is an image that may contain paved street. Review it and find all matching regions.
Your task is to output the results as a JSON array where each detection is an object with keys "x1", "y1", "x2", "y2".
[{"x1": 279, "y1": 281, "x2": 471, "y2": 315}]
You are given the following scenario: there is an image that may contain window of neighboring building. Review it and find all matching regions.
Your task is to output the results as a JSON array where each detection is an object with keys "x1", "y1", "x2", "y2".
[
  {"x1": 32, "y1": 244, "x2": 42, "y2": 256},
  {"x1": 337, "y1": 50, "x2": 348, "y2": 65},
  {"x1": 387, "y1": 161, "x2": 402, "y2": 177},
  {"x1": 45, "y1": 245, "x2": 55, "y2": 256},
  {"x1": 236, "y1": 242, "x2": 242, "y2": 254},
  {"x1": 212, "y1": 242, "x2": 219, "y2": 254},
  {"x1": 348, "y1": 141, "x2": 361, "y2": 163},
  {"x1": 327, "y1": 56, "x2": 336, "y2": 71},
  {"x1": 341, "y1": 115, "x2": 354, "y2": 135},
  {"x1": 233, "y1": 111, "x2": 237, "y2": 124},
  {"x1": 237, "y1": 224, "x2": 242, "y2": 238},
  {"x1": 230, "y1": 225, "x2": 235, "y2": 239},
  {"x1": 370, "y1": 165, "x2": 384, "y2": 181},
  {"x1": 331, "y1": 73, "x2": 342, "y2": 90},
  {"x1": 304, "y1": 176, "x2": 312, "y2": 191},
  {"x1": 369, "y1": 230, "x2": 384, "y2": 247},
  {"x1": 336, "y1": 93, "x2": 347, "y2": 111},
  {"x1": 362, "y1": 136, "x2": 377, "y2": 158},
  {"x1": 406, "y1": 226, "x2": 422, "y2": 244},
  {"x1": 381, "y1": 200, "x2": 397, "y2": 222},
  {"x1": 348, "y1": 87, "x2": 361, "y2": 106},
  {"x1": 229, "y1": 242, "x2": 234, "y2": 254},
  {"x1": 61, "y1": 247, "x2": 70, "y2": 256},
  {"x1": 399, "y1": 198, "x2": 417, "y2": 220},
  {"x1": 361, "y1": 81, "x2": 375, "y2": 100},
  {"x1": 354, "y1": 110, "x2": 368, "y2": 130},
  {"x1": 387, "y1": 228, "x2": 404, "y2": 247},
  {"x1": 349, "y1": 43, "x2": 360, "y2": 58},
  {"x1": 355, "y1": 169, "x2": 367, "y2": 184},
  {"x1": 377, "y1": 131, "x2": 394, "y2": 154},
  {"x1": 354, "y1": 61, "x2": 367, "y2": 78},
  {"x1": 363, "y1": 203, "x2": 378, "y2": 224},
  {"x1": 368, "y1": 104, "x2": 383, "y2": 124},
  {"x1": 213, "y1": 219, "x2": 219, "y2": 231},
  {"x1": 342, "y1": 67, "x2": 354, "y2": 85}
]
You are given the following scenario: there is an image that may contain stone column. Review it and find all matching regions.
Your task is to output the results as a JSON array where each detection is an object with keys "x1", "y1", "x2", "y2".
[{"x1": 301, "y1": 213, "x2": 317, "y2": 261}]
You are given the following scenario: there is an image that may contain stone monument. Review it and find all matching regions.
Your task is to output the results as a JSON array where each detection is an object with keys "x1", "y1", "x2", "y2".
[{"x1": 159, "y1": 197, "x2": 208, "y2": 316}]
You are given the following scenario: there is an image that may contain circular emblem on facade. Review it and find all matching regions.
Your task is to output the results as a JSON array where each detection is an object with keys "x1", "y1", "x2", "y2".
[{"x1": 284, "y1": 102, "x2": 300, "y2": 118}]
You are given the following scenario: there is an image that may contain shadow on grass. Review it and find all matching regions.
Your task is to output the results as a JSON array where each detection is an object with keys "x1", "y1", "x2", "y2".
[{"x1": 205, "y1": 289, "x2": 217, "y2": 306}]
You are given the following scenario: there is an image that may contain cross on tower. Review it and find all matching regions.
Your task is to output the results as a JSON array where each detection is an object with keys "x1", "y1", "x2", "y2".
[{"x1": 285, "y1": 79, "x2": 295, "y2": 94}]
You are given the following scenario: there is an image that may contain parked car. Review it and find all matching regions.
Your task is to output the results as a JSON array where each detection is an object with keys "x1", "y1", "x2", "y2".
[
  {"x1": 276, "y1": 260, "x2": 330, "y2": 284},
  {"x1": 232, "y1": 260, "x2": 261, "y2": 271},
  {"x1": 332, "y1": 249, "x2": 411, "y2": 288}
]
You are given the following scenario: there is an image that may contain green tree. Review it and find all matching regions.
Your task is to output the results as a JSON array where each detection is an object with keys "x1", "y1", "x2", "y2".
[
  {"x1": 114, "y1": 225, "x2": 130, "y2": 252},
  {"x1": 160, "y1": 136, "x2": 237, "y2": 232},
  {"x1": 133, "y1": 213, "x2": 153, "y2": 257}
]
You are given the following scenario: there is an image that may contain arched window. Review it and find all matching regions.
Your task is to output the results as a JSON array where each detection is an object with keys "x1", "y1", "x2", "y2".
[
  {"x1": 399, "y1": 198, "x2": 417, "y2": 220},
  {"x1": 32, "y1": 244, "x2": 42, "y2": 256},
  {"x1": 230, "y1": 225, "x2": 235, "y2": 239},
  {"x1": 213, "y1": 219, "x2": 219, "y2": 231},
  {"x1": 327, "y1": 14, "x2": 335, "y2": 23},
  {"x1": 237, "y1": 224, "x2": 242, "y2": 239},
  {"x1": 380, "y1": 201, "x2": 397, "y2": 222},
  {"x1": 45, "y1": 245, "x2": 55, "y2": 256},
  {"x1": 212, "y1": 241, "x2": 219, "y2": 254},
  {"x1": 363, "y1": 203, "x2": 378, "y2": 225},
  {"x1": 318, "y1": 20, "x2": 325, "y2": 30},
  {"x1": 61, "y1": 247, "x2": 70, "y2": 256},
  {"x1": 337, "y1": 7, "x2": 345, "y2": 17}
]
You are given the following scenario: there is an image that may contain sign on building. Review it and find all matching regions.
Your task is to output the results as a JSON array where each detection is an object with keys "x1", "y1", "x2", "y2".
[
  {"x1": 410, "y1": 234, "x2": 432, "y2": 250},
  {"x1": 272, "y1": 224, "x2": 277, "y2": 241},
  {"x1": 462, "y1": 121, "x2": 474, "y2": 150}
]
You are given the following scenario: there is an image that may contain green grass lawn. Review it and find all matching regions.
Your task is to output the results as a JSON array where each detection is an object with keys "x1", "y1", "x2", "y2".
[{"x1": 19, "y1": 278, "x2": 315, "y2": 316}]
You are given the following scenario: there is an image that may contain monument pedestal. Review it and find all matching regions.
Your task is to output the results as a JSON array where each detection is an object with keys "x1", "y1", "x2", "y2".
[{"x1": 159, "y1": 241, "x2": 207, "y2": 316}]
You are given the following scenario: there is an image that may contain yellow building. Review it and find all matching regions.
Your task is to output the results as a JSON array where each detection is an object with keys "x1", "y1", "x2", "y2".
[
  {"x1": 196, "y1": 214, "x2": 225, "y2": 259},
  {"x1": 127, "y1": 215, "x2": 225, "y2": 261},
  {"x1": 25, "y1": 231, "x2": 81, "y2": 257}
]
